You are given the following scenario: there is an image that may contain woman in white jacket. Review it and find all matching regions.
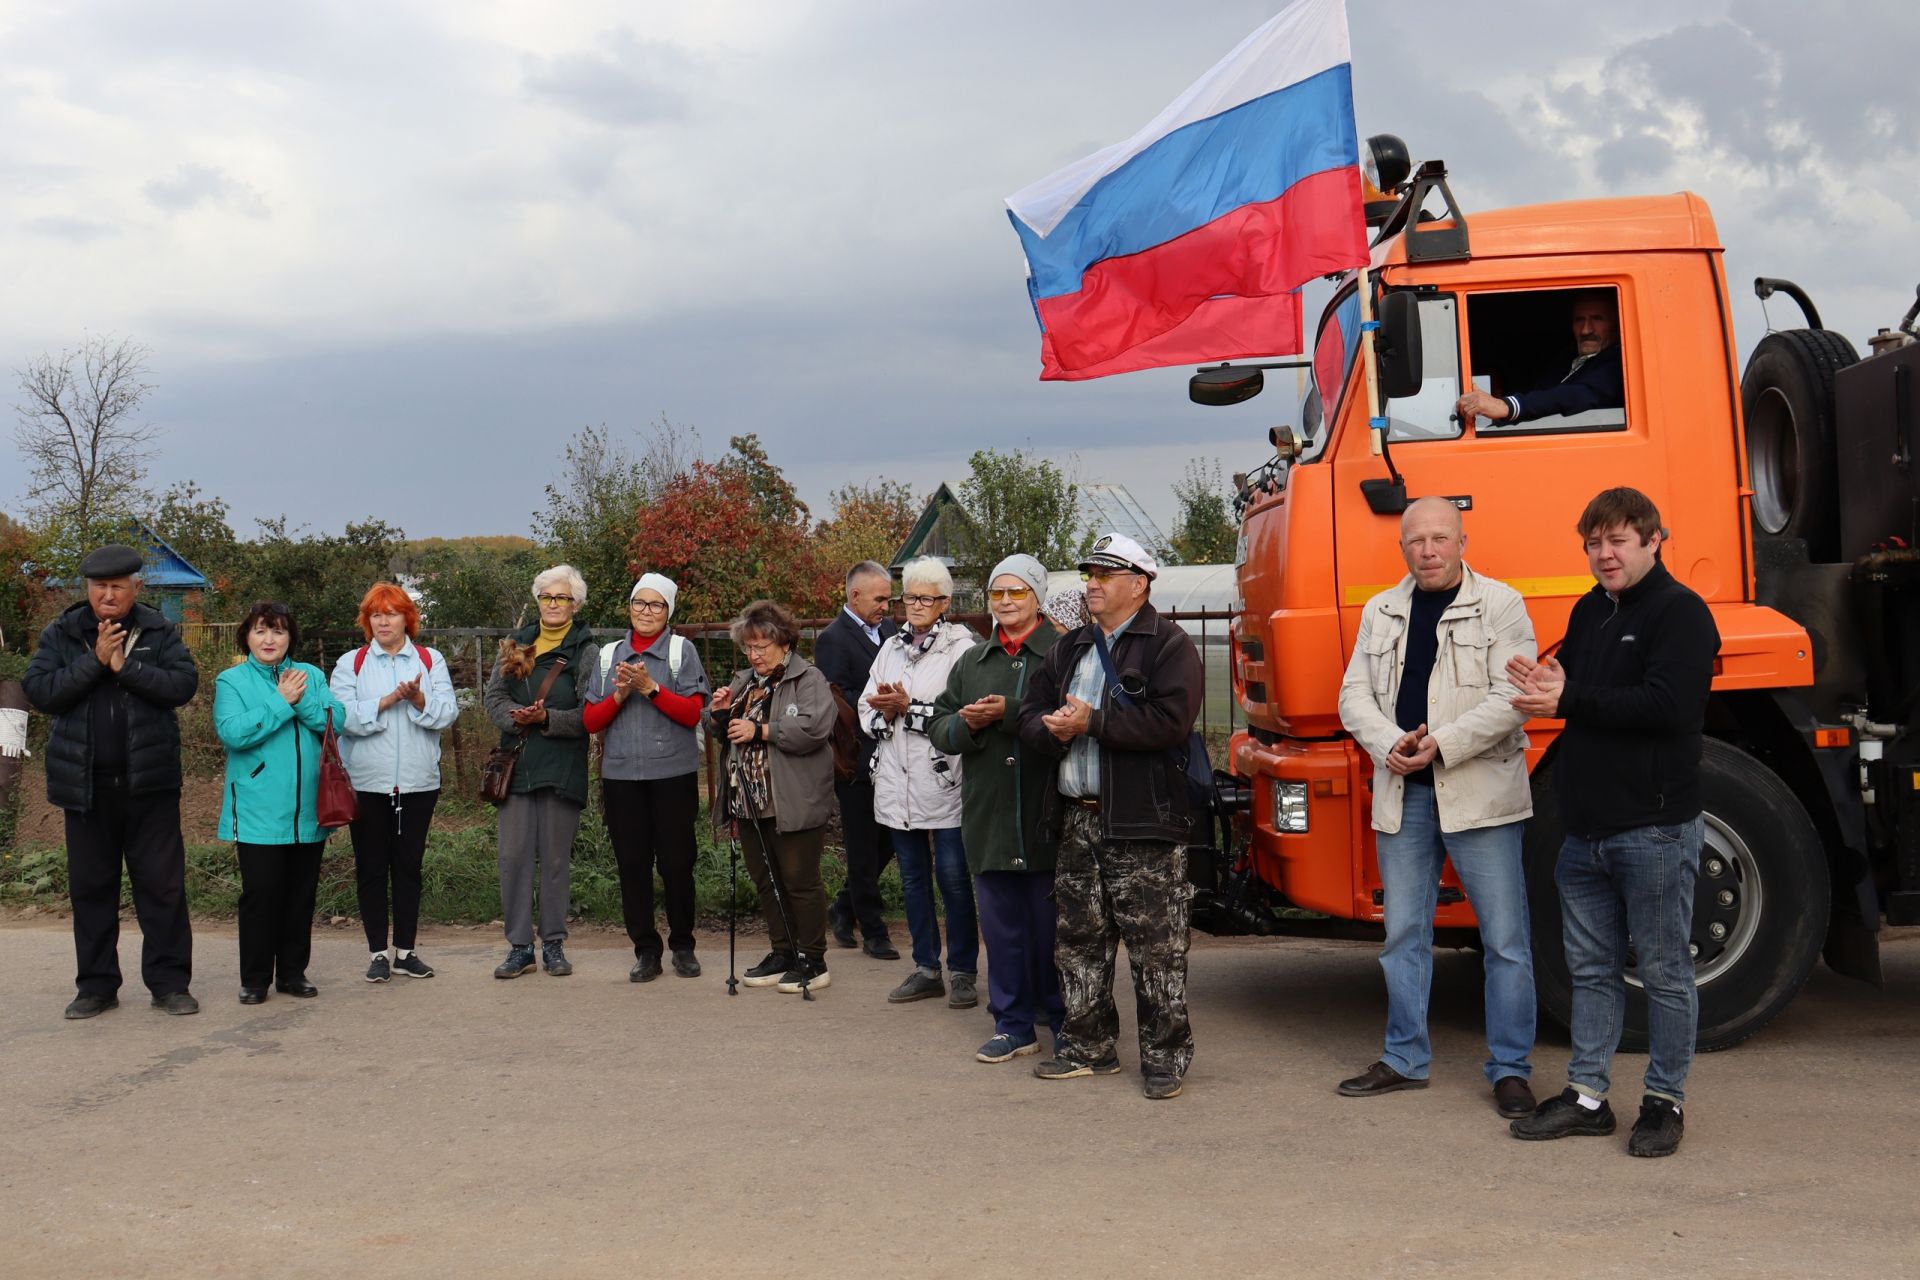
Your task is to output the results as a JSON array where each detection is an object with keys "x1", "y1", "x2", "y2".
[
  {"x1": 328, "y1": 583, "x2": 459, "y2": 983},
  {"x1": 859, "y1": 558, "x2": 978, "y2": 1009}
]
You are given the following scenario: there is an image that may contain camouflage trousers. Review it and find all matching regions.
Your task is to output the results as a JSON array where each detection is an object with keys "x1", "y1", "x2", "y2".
[{"x1": 1053, "y1": 805, "x2": 1195, "y2": 1078}]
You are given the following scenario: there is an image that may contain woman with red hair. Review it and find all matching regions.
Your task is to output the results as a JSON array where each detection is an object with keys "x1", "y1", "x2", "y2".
[{"x1": 329, "y1": 582, "x2": 458, "y2": 983}]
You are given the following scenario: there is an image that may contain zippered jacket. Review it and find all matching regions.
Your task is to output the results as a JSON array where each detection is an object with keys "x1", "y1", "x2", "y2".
[
  {"x1": 215, "y1": 657, "x2": 347, "y2": 845},
  {"x1": 859, "y1": 621, "x2": 976, "y2": 830},
  {"x1": 24, "y1": 599, "x2": 199, "y2": 813},
  {"x1": 1337, "y1": 564, "x2": 1536, "y2": 835},
  {"x1": 483, "y1": 620, "x2": 597, "y2": 808},
  {"x1": 328, "y1": 643, "x2": 458, "y2": 794},
  {"x1": 708, "y1": 651, "x2": 837, "y2": 833},
  {"x1": 928, "y1": 625, "x2": 1060, "y2": 874},
  {"x1": 1016, "y1": 602, "x2": 1202, "y2": 845},
  {"x1": 1554, "y1": 561, "x2": 1721, "y2": 836}
]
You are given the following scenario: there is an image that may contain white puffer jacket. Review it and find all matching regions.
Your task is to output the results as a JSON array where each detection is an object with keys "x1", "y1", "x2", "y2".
[{"x1": 859, "y1": 621, "x2": 977, "y2": 830}]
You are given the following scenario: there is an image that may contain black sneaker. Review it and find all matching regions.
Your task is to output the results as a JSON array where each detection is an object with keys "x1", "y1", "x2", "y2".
[
  {"x1": 1033, "y1": 1054, "x2": 1123, "y2": 1080},
  {"x1": 1510, "y1": 1087, "x2": 1617, "y2": 1141},
  {"x1": 861, "y1": 934, "x2": 901, "y2": 961},
  {"x1": 392, "y1": 952, "x2": 434, "y2": 979},
  {"x1": 541, "y1": 941, "x2": 572, "y2": 977},
  {"x1": 630, "y1": 954, "x2": 663, "y2": 983},
  {"x1": 64, "y1": 992, "x2": 118, "y2": 1020},
  {"x1": 494, "y1": 945, "x2": 537, "y2": 979},
  {"x1": 740, "y1": 952, "x2": 793, "y2": 988},
  {"x1": 366, "y1": 955, "x2": 392, "y2": 983},
  {"x1": 827, "y1": 901, "x2": 857, "y2": 949},
  {"x1": 777, "y1": 959, "x2": 830, "y2": 994},
  {"x1": 151, "y1": 990, "x2": 200, "y2": 1015},
  {"x1": 671, "y1": 950, "x2": 701, "y2": 978},
  {"x1": 1143, "y1": 1072, "x2": 1184, "y2": 1100},
  {"x1": 1627, "y1": 1095, "x2": 1685, "y2": 1157}
]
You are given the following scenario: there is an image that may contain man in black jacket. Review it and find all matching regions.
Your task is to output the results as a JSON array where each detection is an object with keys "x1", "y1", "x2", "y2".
[
  {"x1": 1017, "y1": 533, "x2": 1203, "y2": 1100},
  {"x1": 23, "y1": 545, "x2": 201, "y2": 1019},
  {"x1": 1505, "y1": 489, "x2": 1719, "y2": 1157},
  {"x1": 812, "y1": 561, "x2": 900, "y2": 959},
  {"x1": 1455, "y1": 290, "x2": 1625, "y2": 425}
]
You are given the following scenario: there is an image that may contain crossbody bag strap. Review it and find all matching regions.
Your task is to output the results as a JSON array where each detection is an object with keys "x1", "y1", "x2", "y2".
[{"x1": 1090, "y1": 631, "x2": 1136, "y2": 710}]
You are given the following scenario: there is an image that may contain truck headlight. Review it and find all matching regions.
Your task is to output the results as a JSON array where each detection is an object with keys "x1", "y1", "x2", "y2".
[{"x1": 1272, "y1": 781, "x2": 1309, "y2": 833}]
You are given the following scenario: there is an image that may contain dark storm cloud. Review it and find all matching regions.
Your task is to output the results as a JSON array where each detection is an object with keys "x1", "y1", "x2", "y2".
[{"x1": 523, "y1": 30, "x2": 696, "y2": 127}]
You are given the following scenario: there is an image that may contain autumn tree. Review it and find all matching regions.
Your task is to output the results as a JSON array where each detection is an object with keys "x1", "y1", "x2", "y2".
[
  {"x1": 949, "y1": 448, "x2": 1084, "y2": 576},
  {"x1": 151, "y1": 482, "x2": 245, "y2": 619},
  {"x1": 1167, "y1": 458, "x2": 1237, "y2": 566},
  {"x1": 409, "y1": 541, "x2": 545, "y2": 628},
  {"x1": 811, "y1": 480, "x2": 918, "y2": 579},
  {"x1": 12, "y1": 335, "x2": 157, "y2": 575},
  {"x1": 537, "y1": 415, "x2": 701, "y2": 626},
  {"x1": 242, "y1": 516, "x2": 408, "y2": 662}
]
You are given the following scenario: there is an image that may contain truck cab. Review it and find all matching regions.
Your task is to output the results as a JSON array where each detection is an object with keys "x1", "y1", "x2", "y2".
[{"x1": 1209, "y1": 163, "x2": 1915, "y2": 1049}]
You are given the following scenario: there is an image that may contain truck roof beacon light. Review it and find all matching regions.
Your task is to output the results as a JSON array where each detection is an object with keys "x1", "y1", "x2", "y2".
[{"x1": 1363, "y1": 134, "x2": 1411, "y2": 227}]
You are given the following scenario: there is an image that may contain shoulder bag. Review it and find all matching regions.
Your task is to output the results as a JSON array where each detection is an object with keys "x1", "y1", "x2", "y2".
[
  {"x1": 316, "y1": 707, "x2": 359, "y2": 829},
  {"x1": 480, "y1": 656, "x2": 569, "y2": 805}
]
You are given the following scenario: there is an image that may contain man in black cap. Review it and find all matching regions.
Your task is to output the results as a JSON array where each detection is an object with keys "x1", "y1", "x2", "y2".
[{"x1": 24, "y1": 544, "x2": 201, "y2": 1018}]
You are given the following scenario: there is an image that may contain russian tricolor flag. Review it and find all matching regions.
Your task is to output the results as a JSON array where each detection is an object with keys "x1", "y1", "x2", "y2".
[{"x1": 1006, "y1": 0, "x2": 1369, "y2": 381}]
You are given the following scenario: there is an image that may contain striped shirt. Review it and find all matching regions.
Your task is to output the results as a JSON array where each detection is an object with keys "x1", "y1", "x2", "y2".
[{"x1": 1058, "y1": 613, "x2": 1137, "y2": 799}]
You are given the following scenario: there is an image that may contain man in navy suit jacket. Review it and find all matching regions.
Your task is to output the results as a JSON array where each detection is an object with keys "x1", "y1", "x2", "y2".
[
  {"x1": 1456, "y1": 291, "x2": 1625, "y2": 425},
  {"x1": 814, "y1": 561, "x2": 901, "y2": 958}
]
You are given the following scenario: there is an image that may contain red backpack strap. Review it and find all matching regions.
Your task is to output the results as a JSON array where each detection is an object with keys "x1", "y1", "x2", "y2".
[
  {"x1": 353, "y1": 644, "x2": 370, "y2": 675},
  {"x1": 414, "y1": 643, "x2": 433, "y2": 671}
]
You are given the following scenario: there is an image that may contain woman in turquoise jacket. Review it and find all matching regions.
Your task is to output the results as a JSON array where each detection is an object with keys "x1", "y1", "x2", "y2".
[{"x1": 215, "y1": 602, "x2": 346, "y2": 1005}]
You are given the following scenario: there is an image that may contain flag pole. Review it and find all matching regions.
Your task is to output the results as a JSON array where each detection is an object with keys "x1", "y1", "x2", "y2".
[{"x1": 1357, "y1": 264, "x2": 1385, "y2": 456}]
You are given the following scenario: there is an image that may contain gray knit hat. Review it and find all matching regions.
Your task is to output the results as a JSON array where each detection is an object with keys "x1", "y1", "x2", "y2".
[{"x1": 988, "y1": 553, "x2": 1049, "y2": 600}]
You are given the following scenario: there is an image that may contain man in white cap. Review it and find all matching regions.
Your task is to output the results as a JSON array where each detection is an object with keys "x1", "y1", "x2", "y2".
[
  {"x1": 23, "y1": 543, "x2": 201, "y2": 1019},
  {"x1": 1017, "y1": 532, "x2": 1203, "y2": 1099}
]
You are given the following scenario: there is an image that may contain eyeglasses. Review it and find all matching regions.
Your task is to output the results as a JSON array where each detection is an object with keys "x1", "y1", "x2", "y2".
[
  {"x1": 988, "y1": 587, "x2": 1034, "y2": 601},
  {"x1": 902, "y1": 593, "x2": 949, "y2": 608},
  {"x1": 537, "y1": 594, "x2": 575, "y2": 606},
  {"x1": 629, "y1": 599, "x2": 669, "y2": 613},
  {"x1": 1080, "y1": 569, "x2": 1138, "y2": 583},
  {"x1": 742, "y1": 641, "x2": 780, "y2": 656}
]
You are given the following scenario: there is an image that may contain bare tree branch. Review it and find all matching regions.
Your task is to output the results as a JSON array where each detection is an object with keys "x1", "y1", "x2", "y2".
[{"x1": 13, "y1": 335, "x2": 156, "y2": 539}]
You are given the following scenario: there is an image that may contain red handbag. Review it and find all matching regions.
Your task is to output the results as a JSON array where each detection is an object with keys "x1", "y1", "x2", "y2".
[{"x1": 316, "y1": 707, "x2": 358, "y2": 829}]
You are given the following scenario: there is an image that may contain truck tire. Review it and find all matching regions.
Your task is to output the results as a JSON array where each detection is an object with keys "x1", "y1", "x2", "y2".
[
  {"x1": 1525, "y1": 739, "x2": 1830, "y2": 1052},
  {"x1": 1741, "y1": 328, "x2": 1859, "y2": 562}
]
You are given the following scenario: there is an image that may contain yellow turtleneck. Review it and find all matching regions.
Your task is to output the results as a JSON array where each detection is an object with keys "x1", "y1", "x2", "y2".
[{"x1": 533, "y1": 621, "x2": 571, "y2": 658}]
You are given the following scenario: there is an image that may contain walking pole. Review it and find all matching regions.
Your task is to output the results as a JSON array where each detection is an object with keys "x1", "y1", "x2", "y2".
[
  {"x1": 725, "y1": 822, "x2": 740, "y2": 996},
  {"x1": 750, "y1": 811, "x2": 812, "y2": 1001}
]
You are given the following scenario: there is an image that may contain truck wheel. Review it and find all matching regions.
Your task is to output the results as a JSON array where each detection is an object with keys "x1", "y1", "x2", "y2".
[
  {"x1": 1526, "y1": 739, "x2": 1829, "y2": 1052},
  {"x1": 1741, "y1": 328, "x2": 1859, "y2": 562}
]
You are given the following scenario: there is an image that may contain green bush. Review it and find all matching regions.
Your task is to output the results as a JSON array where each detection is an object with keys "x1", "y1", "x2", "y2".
[{"x1": 1, "y1": 797, "x2": 905, "y2": 927}]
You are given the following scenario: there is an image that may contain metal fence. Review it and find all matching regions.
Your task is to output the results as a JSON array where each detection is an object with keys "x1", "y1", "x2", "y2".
[{"x1": 199, "y1": 609, "x2": 1245, "y2": 744}]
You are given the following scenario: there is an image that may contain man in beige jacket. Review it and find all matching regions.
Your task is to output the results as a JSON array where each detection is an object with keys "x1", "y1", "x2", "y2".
[{"x1": 1335, "y1": 497, "x2": 1539, "y2": 1118}]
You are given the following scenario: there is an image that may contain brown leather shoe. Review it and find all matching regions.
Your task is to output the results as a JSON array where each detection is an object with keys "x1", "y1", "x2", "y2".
[
  {"x1": 1494, "y1": 1076, "x2": 1536, "y2": 1118},
  {"x1": 1336, "y1": 1060, "x2": 1428, "y2": 1097}
]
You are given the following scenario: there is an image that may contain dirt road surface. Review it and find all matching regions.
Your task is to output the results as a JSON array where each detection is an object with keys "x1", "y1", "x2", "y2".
[{"x1": 4, "y1": 916, "x2": 1916, "y2": 1279}]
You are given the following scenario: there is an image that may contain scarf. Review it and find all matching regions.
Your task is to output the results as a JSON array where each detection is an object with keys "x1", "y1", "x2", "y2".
[{"x1": 727, "y1": 665, "x2": 785, "y2": 819}]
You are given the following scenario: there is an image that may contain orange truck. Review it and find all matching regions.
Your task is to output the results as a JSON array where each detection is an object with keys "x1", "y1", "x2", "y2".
[{"x1": 1187, "y1": 145, "x2": 1920, "y2": 1049}]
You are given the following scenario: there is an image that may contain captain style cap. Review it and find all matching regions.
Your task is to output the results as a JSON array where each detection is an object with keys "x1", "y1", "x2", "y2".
[{"x1": 1077, "y1": 531, "x2": 1159, "y2": 581}]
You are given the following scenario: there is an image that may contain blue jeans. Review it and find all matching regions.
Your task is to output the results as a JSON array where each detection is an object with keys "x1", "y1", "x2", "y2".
[
  {"x1": 1556, "y1": 818, "x2": 1702, "y2": 1104},
  {"x1": 892, "y1": 826, "x2": 977, "y2": 975},
  {"x1": 1376, "y1": 782, "x2": 1534, "y2": 1083}
]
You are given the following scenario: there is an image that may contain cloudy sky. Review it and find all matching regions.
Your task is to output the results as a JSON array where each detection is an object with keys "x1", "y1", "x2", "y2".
[{"x1": 3, "y1": 0, "x2": 1916, "y2": 542}]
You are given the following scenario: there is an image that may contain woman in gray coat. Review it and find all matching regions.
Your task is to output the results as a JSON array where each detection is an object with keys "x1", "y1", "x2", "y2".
[{"x1": 707, "y1": 599, "x2": 837, "y2": 994}]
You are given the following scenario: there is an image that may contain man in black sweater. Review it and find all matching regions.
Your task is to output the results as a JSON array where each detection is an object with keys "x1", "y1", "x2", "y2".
[
  {"x1": 1505, "y1": 488, "x2": 1720, "y2": 1157},
  {"x1": 812, "y1": 561, "x2": 900, "y2": 959}
]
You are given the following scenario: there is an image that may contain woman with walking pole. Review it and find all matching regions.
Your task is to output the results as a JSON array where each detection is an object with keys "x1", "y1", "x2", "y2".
[{"x1": 708, "y1": 599, "x2": 837, "y2": 995}]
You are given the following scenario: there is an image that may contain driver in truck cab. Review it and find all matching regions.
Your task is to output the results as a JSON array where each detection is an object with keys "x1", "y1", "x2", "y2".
[
  {"x1": 1334, "y1": 497, "x2": 1540, "y2": 1122},
  {"x1": 1453, "y1": 290, "x2": 1625, "y2": 425}
]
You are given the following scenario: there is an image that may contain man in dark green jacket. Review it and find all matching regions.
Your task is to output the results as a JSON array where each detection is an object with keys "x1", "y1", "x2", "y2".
[
  {"x1": 23, "y1": 545, "x2": 200, "y2": 1020},
  {"x1": 929, "y1": 554, "x2": 1063, "y2": 1064}
]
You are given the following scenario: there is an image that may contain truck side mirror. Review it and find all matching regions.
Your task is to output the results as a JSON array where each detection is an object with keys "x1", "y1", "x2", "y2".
[
  {"x1": 1376, "y1": 292, "x2": 1424, "y2": 399},
  {"x1": 1190, "y1": 364, "x2": 1265, "y2": 406}
]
